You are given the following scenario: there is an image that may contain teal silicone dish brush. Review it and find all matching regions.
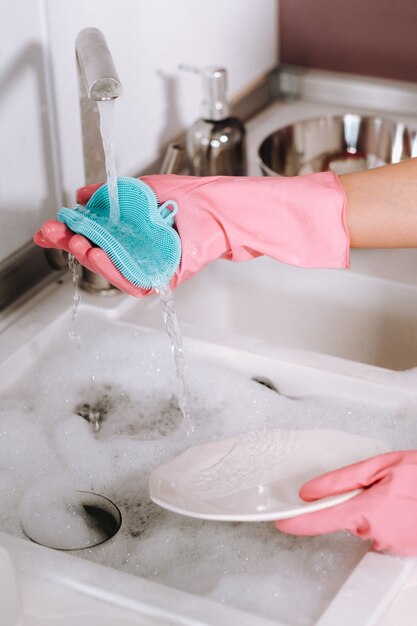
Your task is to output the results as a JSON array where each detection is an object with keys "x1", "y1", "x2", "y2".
[{"x1": 58, "y1": 177, "x2": 181, "y2": 290}]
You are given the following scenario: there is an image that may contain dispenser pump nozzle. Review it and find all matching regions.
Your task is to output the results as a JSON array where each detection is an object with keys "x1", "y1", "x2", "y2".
[{"x1": 179, "y1": 64, "x2": 229, "y2": 121}]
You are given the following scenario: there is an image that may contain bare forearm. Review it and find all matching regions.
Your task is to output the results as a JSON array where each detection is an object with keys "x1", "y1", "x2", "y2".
[{"x1": 340, "y1": 157, "x2": 417, "y2": 248}]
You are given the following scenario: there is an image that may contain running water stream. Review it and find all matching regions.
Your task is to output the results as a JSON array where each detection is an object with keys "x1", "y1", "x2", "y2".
[
  {"x1": 156, "y1": 284, "x2": 193, "y2": 434},
  {"x1": 97, "y1": 100, "x2": 120, "y2": 224},
  {"x1": 74, "y1": 100, "x2": 193, "y2": 433},
  {"x1": 68, "y1": 254, "x2": 81, "y2": 347}
]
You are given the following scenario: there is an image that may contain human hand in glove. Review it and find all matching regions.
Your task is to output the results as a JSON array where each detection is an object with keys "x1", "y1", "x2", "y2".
[
  {"x1": 34, "y1": 172, "x2": 349, "y2": 297},
  {"x1": 276, "y1": 450, "x2": 417, "y2": 557}
]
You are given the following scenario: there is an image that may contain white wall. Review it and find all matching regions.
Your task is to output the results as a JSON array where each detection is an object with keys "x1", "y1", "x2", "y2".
[
  {"x1": 0, "y1": 0, "x2": 278, "y2": 264},
  {"x1": 0, "y1": 0, "x2": 60, "y2": 263}
]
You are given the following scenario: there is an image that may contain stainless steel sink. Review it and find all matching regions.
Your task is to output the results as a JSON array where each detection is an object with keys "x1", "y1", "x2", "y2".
[{"x1": 258, "y1": 114, "x2": 417, "y2": 176}]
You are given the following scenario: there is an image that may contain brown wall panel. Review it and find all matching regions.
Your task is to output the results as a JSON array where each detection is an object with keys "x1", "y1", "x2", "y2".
[{"x1": 280, "y1": 0, "x2": 417, "y2": 83}]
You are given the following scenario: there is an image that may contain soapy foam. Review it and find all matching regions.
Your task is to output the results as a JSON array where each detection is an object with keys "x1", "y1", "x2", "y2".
[{"x1": 2, "y1": 310, "x2": 417, "y2": 625}]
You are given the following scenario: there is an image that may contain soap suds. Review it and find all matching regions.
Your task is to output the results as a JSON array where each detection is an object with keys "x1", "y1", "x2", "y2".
[{"x1": 1, "y1": 311, "x2": 416, "y2": 625}]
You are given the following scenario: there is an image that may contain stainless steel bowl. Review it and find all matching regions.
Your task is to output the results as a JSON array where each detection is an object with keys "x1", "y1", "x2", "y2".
[{"x1": 258, "y1": 114, "x2": 417, "y2": 176}]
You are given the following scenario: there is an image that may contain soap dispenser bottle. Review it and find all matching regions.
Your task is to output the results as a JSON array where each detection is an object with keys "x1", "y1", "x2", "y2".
[{"x1": 179, "y1": 64, "x2": 247, "y2": 176}]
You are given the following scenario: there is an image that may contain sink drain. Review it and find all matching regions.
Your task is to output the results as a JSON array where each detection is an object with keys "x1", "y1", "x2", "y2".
[
  {"x1": 76, "y1": 402, "x2": 105, "y2": 432},
  {"x1": 251, "y1": 376, "x2": 301, "y2": 400},
  {"x1": 20, "y1": 489, "x2": 121, "y2": 551},
  {"x1": 251, "y1": 376, "x2": 279, "y2": 392}
]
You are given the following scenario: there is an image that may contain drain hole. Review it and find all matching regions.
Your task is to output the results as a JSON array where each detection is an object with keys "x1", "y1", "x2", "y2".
[
  {"x1": 76, "y1": 402, "x2": 106, "y2": 432},
  {"x1": 74, "y1": 383, "x2": 183, "y2": 440},
  {"x1": 251, "y1": 376, "x2": 301, "y2": 401},
  {"x1": 82, "y1": 502, "x2": 121, "y2": 538},
  {"x1": 251, "y1": 376, "x2": 279, "y2": 392},
  {"x1": 21, "y1": 490, "x2": 122, "y2": 551}
]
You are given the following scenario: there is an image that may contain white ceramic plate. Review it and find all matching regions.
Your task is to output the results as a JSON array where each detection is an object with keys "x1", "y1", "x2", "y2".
[{"x1": 149, "y1": 429, "x2": 389, "y2": 522}]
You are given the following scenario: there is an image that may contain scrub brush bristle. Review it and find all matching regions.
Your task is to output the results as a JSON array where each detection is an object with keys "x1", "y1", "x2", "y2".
[{"x1": 58, "y1": 177, "x2": 181, "y2": 290}]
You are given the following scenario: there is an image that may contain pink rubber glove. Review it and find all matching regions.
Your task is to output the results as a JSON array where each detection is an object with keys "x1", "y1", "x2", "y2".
[
  {"x1": 276, "y1": 451, "x2": 417, "y2": 557},
  {"x1": 34, "y1": 173, "x2": 349, "y2": 297}
]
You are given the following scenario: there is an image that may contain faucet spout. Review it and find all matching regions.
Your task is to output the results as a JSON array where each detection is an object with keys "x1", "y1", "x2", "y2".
[
  {"x1": 76, "y1": 27, "x2": 123, "y2": 294},
  {"x1": 76, "y1": 28, "x2": 123, "y2": 101},
  {"x1": 76, "y1": 27, "x2": 124, "y2": 189}
]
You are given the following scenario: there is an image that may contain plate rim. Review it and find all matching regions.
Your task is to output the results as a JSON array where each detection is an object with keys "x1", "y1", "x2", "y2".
[{"x1": 149, "y1": 486, "x2": 363, "y2": 522}]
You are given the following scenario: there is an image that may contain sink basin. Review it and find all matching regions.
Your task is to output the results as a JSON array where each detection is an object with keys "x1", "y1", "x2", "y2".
[
  {"x1": 1, "y1": 277, "x2": 417, "y2": 625},
  {"x1": 4, "y1": 76, "x2": 417, "y2": 625},
  {"x1": 129, "y1": 255, "x2": 417, "y2": 371},
  {"x1": 257, "y1": 114, "x2": 417, "y2": 176},
  {"x1": 4, "y1": 248, "x2": 417, "y2": 621}
]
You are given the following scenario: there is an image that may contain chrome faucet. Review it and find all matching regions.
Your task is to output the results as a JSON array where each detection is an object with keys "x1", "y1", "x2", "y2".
[
  {"x1": 75, "y1": 27, "x2": 123, "y2": 294},
  {"x1": 45, "y1": 28, "x2": 183, "y2": 297}
]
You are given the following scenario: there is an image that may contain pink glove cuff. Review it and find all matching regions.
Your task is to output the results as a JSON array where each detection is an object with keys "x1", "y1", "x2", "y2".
[{"x1": 141, "y1": 172, "x2": 350, "y2": 270}]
